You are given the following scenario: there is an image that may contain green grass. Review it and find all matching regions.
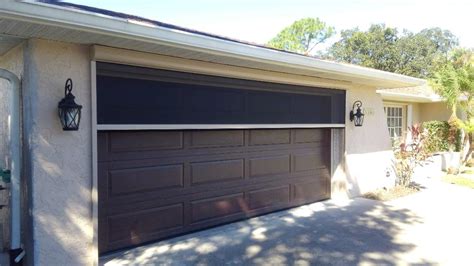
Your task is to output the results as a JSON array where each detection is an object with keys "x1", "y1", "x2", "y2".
[
  {"x1": 442, "y1": 175, "x2": 474, "y2": 189},
  {"x1": 462, "y1": 168, "x2": 474, "y2": 175}
]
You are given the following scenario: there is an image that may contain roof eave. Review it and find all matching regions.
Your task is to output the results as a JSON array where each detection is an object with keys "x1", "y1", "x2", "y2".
[
  {"x1": 377, "y1": 90, "x2": 443, "y2": 103},
  {"x1": 1, "y1": 0, "x2": 426, "y2": 88}
]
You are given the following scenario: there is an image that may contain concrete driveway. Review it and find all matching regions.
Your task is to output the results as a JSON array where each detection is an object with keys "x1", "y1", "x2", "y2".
[{"x1": 101, "y1": 178, "x2": 474, "y2": 265}]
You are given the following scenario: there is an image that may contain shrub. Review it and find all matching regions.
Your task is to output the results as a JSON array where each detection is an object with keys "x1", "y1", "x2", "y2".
[
  {"x1": 394, "y1": 124, "x2": 428, "y2": 186},
  {"x1": 422, "y1": 120, "x2": 461, "y2": 153}
]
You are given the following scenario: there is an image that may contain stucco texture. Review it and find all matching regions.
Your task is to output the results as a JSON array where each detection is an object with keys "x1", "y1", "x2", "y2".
[
  {"x1": 411, "y1": 103, "x2": 421, "y2": 125},
  {"x1": 24, "y1": 39, "x2": 93, "y2": 265},
  {"x1": 340, "y1": 85, "x2": 395, "y2": 197},
  {"x1": 419, "y1": 102, "x2": 454, "y2": 122},
  {"x1": 0, "y1": 42, "x2": 24, "y2": 251}
]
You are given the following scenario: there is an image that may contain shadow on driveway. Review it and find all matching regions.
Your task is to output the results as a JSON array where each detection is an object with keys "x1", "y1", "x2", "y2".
[{"x1": 101, "y1": 197, "x2": 437, "y2": 265}]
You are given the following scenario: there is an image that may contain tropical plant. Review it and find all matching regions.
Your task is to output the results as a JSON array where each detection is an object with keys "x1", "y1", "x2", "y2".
[
  {"x1": 430, "y1": 48, "x2": 474, "y2": 165},
  {"x1": 393, "y1": 124, "x2": 427, "y2": 186}
]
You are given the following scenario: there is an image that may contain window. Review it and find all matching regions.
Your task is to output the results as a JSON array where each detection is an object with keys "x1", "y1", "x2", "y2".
[{"x1": 384, "y1": 106, "x2": 404, "y2": 138}]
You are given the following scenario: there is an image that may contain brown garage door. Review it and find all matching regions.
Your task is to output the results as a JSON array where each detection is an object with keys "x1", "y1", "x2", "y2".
[{"x1": 98, "y1": 128, "x2": 331, "y2": 253}]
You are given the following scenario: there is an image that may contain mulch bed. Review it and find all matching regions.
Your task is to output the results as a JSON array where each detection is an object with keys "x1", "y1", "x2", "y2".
[{"x1": 362, "y1": 185, "x2": 421, "y2": 201}]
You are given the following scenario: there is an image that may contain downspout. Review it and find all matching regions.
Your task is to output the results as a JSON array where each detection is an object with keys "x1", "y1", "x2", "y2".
[{"x1": 0, "y1": 69, "x2": 24, "y2": 264}]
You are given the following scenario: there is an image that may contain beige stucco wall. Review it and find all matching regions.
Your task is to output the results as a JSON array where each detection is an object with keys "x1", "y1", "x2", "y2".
[
  {"x1": 419, "y1": 102, "x2": 452, "y2": 122},
  {"x1": 411, "y1": 103, "x2": 421, "y2": 125},
  {"x1": 23, "y1": 39, "x2": 93, "y2": 265},
  {"x1": 0, "y1": 42, "x2": 24, "y2": 252},
  {"x1": 338, "y1": 85, "x2": 395, "y2": 198}
]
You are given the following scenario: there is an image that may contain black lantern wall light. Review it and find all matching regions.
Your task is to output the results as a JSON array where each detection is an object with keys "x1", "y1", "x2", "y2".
[
  {"x1": 349, "y1": 100, "x2": 365, "y2": 127},
  {"x1": 58, "y1": 78, "x2": 82, "y2": 131}
]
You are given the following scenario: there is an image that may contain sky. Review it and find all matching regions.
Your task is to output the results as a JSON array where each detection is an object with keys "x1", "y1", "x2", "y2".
[{"x1": 69, "y1": 0, "x2": 474, "y2": 50}]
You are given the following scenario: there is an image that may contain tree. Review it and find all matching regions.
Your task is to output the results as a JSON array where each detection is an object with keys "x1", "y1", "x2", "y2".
[
  {"x1": 267, "y1": 18, "x2": 335, "y2": 55},
  {"x1": 328, "y1": 24, "x2": 459, "y2": 78},
  {"x1": 418, "y1": 28, "x2": 459, "y2": 57},
  {"x1": 395, "y1": 30, "x2": 441, "y2": 77},
  {"x1": 451, "y1": 48, "x2": 474, "y2": 69},
  {"x1": 329, "y1": 24, "x2": 399, "y2": 71},
  {"x1": 430, "y1": 48, "x2": 474, "y2": 165}
]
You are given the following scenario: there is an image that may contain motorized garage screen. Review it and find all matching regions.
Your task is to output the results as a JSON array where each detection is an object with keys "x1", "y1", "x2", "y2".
[
  {"x1": 96, "y1": 62, "x2": 345, "y2": 125},
  {"x1": 96, "y1": 62, "x2": 343, "y2": 254}
]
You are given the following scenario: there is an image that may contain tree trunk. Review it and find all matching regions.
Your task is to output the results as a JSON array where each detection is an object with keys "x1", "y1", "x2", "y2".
[{"x1": 463, "y1": 132, "x2": 474, "y2": 164}]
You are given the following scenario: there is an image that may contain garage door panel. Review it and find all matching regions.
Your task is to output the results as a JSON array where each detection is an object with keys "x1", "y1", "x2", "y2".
[
  {"x1": 99, "y1": 129, "x2": 331, "y2": 253},
  {"x1": 109, "y1": 131, "x2": 184, "y2": 152},
  {"x1": 293, "y1": 178, "x2": 330, "y2": 203},
  {"x1": 248, "y1": 185, "x2": 290, "y2": 210},
  {"x1": 107, "y1": 203, "x2": 184, "y2": 243},
  {"x1": 101, "y1": 130, "x2": 322, "y2": 163},
  {"x1": 103, "y1": 171, "x2": 329, "y2": 216},
  {"x1": 249, "y1": 129, "x2": 291, "y2": 145},
  {"x1": 249, "y1": 155, "x2": 290, "y2": 177},
  {"x1": 190, "y1": 193, "x2": 246, "y2": 224},
  {"x1": 189, "y1": 130, "x2": 244, "y2": 148},
  {"x1": 102, "y1": 169, "x2": 330, "y2": 208},
  {"x1": 294, "y1": 128, "x2": 328, "y2": 143},
  {"x1": 105, "y1": 142, "x2": 320, "y2": 169},
  {"x1": 292, "y1": 151, "x2": 327, "y2": 172},
  {"x1": 109, "y1": 164, "x2": 184, "y2": 196},
  {"x1": 190, "y1": 159, "x2": 244, "y2": 185}
]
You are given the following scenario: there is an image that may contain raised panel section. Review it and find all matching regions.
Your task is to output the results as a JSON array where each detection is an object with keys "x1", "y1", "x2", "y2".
[
  {"x1": 293, "y1": 152, "x2": 325, "y2": 172},
  {"x1": 110, "y1": 131, "x2": 183, "y2": 152},
  {"x1": 190, "y1": 130, "x2": 244, "y2": 148},
  {"x1": 295, "y1": 129, "x2": 325, "y2": 143},
  {"x1": 294, "y1": 179, "x2": 329, "y2": 202},
  {"x1": 191, "y1": 159, "x2": 244, "y2": 185},
  {"x1": 191, "y1": 193, "x2": 245, "y2": 223},
  {"x1": 108, "y1": 204, "x2": 183, "y2": 242},
  {"x1": 249, "y1": 129, "x2": 290, "y2": 145},
  {"x1": 109, "y1": 165, "x2": 183, "y2": 195},
  {"x1": 248, "y1": 186, "x2": 290, "y2": 210},
  {"x1": 249, "y1": 155, "x2": 290, "y2": 177}
]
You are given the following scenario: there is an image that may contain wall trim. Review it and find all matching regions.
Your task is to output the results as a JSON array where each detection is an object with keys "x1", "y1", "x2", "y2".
[
  {"x1": 407, "y1": 104, "x2": 413, "y2": 127},
  {"x1": 90, "y1": 60, "x2": 98, "y2": 265},
  {"x1": 97, "y1": 124, "x2": 346, "y2": 131}
]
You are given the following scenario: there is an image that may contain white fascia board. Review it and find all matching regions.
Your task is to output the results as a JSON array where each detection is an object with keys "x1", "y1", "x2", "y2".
[
  {"x1": 377, "y1": 90, "x2": 443, "y2": 103},
  {"x1": 1, "y1": 1, "x2": 425, "y2": 87}
]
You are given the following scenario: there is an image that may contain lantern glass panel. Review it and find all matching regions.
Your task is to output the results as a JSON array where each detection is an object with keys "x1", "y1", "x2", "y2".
[{"x1": 57, "y1": 78, "x2": 82, "y2": 131}]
